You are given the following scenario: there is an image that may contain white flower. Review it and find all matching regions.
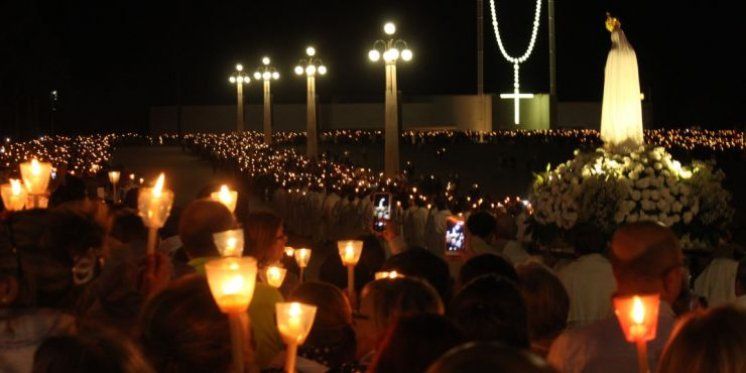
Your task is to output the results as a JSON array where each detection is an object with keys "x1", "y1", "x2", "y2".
[{"x1": 683, "y1": 211, "x2": 694, "y2": 224}]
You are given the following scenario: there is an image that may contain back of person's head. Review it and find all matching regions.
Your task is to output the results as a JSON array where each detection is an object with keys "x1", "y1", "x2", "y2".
[
  {"x1": 610, "y1": 222, "x2": 683, "y2": 303},
  {"x1": 466, "y1": 211, "x2": 496, "y2": 240},
  {"x1": 495, "y1": 213, "x2": 518, "y2": 241},
  {"x1": 49, "y1": 174, "x2": 87, "y2": 207},
  {"x1": 139, "y1": 275, "x2": 232, "y2": 372},
  {"x1": 448, "y1": 275, "x2": 529, "y2": 348},
  {"x1": 735, "y1": 258, "x2": 746, "y2": 297},
  {"x1": 459, "y1": 253, "x2": 518, "y2": 289},
  {"x1": 381, "y1": 248, "x2": 452, "y2": 302},
  {"x1": 426, "y1": 342, "x2": 555, "y2": 373},
  {"x1": 33, "y1": 326, "x2": 154, "y2": 373},
  {"x1": 243, "y1": 211, "x2": 284, "y2": 265},
  {"x1": 290, "y1": 281, "x2": 356, "y2": 367},
  {"x1": 41, "y1": 200, "x2": 107, "y2": 265},
  {"x1": 108, "y1": 208, "x2": 147, "y2": 244},
  {"x1": 658, "y1": 306, "x2": 746, "y2": 373},
  {"x1": 370, "y1": 314, "x2": 464, "y2": 373},
  {"x1": 178, "y1": 199, "x2": 236, "y2": 259},
  {"x1": 319, "y1": 235, "x2": 386, "y2": 292},
  {"x1": 516, "y1": 263, "x2": 569, "y2": 346},
  {"x1": 572, "y1": 223, "x2": 607, "y2": 256},
  {"x1": 360, "y1": 277, "x2": 444, "y2": 336}
]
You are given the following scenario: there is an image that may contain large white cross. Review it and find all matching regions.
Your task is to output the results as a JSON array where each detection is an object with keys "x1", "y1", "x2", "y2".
[{"x1": 499, "y1": 63, "x2": 534, "y2": 125}]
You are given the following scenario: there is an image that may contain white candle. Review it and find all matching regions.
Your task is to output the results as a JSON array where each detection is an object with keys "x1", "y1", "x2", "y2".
[{"x1": 210, "y1": 184, "x2": 238, "y2": 213}]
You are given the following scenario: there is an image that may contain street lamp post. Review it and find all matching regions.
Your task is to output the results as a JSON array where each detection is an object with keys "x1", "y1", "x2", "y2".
[
  {"x1": 368, "y1": 22, "x2": 413, "y2": 177},
  {"x1": 294, "y1": 46, "x2": 328, "y2": 159},
  {"x1": 228, "y1": 63, "x2": 251, "y2": 132},
  {"x1": 254, "y1": 57, "x2": 280, "y2": 145}
]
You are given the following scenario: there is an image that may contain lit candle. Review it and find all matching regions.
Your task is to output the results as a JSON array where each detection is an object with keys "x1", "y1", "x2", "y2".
[
  {"x1": 613, "y1": 294, "x2": 660, "y2": 373},
  {"x1": 138, "y1": 173, "x2": 175, "y2": 255},
  {"x1": 211, "y1": 184, "x2": 238, "y2": 213},
  {"x1": 19, "y1": 159, "x2": 52, "y2": 208},
  {"x1": 294, "y1": 248, "x2": 312, "y2": 282},
  {"x1": 276, "y1": 302, "x2": 317, "y2": 373},
  {"x1": 284, "y1": 246, "x2": 295, "y2": 257},
  {"x1": 1, "y1": 179, "x2": 27, "y2": 211},
  {"x1": 263, "y1": 265, "x2": 287, "y2": 288},
  {"x1": 108, "y1": 170, "x2": 121, "y2": 202},
  {"x1": 374, "y1": 270, "x2": 402, "y2": 280},
  {"x1": 213, "y1": 229, "x2": 244, "y2": 257},
  {"x1": 337, "y1": 240, "x2": 363, "y2": 306}
]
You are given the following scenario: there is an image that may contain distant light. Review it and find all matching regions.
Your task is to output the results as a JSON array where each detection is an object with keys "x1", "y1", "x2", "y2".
[
  {"x1": 318, "y1": 65, "x2": 327, "y2": 75},
  {"x1": 294, "y1": 66, "x2": 304, "y2": 75},
  {"x1": 272, "y1": 71, "x2": 280, "y2": 80},
  {"x1": 229, "y1": 76, "x2": 237, "y2": 83},
  {"x1": 235, "y1": 63, "x2": 243, "y2": 71},
  {"x1": 263, "y1": 71, "x2": 271, "y2": 80},
  {"x1": 306, "y1": 65, "x2": 316, "y2": 75},
  {"x1": 401, "y1": 49, "x2": 413, "y2": 61},
  {"x1": 306, "y1": 46, "x2": 316, "y2": 56},
  {"x1": 236, "y1": 76, "x2": 244, "y2": 84},
  {"x1": 254, "y1": 72, "x2": 262, "y2": 80},
  {"x1": 368, "y1": 49, "x2": 381, "y2": 62},
  {"x1": 384, "y1": 22, "x2": 396, "y2": 35},
  {"x1": 262, "y1": 56, "x2": 270, "y2": 65}
]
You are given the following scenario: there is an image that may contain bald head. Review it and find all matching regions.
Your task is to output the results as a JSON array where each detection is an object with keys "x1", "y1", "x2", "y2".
[
  {"x1": 179, "y1": 199, "x2": 236, "y2": 259},
  {"x1": 610, "y1": 222, "x2": 683, "y2": 301}
]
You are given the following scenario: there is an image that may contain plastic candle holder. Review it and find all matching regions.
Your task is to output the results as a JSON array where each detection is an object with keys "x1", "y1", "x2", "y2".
[
  {"x1": 262, "y1": 265, "x2": 287, "y2": 288},
  {"x1": 276, "y1": 302, "x2": 317, "y2": 373},
  {"x1": 294, "y1": 248, "x2": 312, "y2": 283},
  {"x1": 1, "y1": 179, "x2": 27, "y2": 211},
  {"x1": 205, "y1": 257, "x2": 258, "y2": 314},
  {"x1": 375, "y1": 270, "x2": 403, "y2": 280},
  {"x1": 337, "y1": 240, "x2": 363, "y2": 266},
  {"x1": 213, "y1": 229, "x2": 245, "y2": 257},
  {"x1": 613, "y1": 294, "x2": 660, "y2": 343},
  {"x1": 211, "y1": 184, "x2": 238, "y2": 213},
  {"x1": 284, "y1": 246, "x2": 295, "y2": 257},
  {"x1": 137, "y1": 173, "x2": 174, "y2": 229}
]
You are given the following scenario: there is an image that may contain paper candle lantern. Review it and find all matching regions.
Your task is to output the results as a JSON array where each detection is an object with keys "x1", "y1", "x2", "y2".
[
  {"x1": 337, "y1": 240, "x2": 363, "y2": 266},
  {"x1": 374, "y1": 270, "x2": 403, "y2": 280},
  {"x1": 20, "y1": 159, "x2": 52, "y2": 195},
  {"x1": 205, "y1": 257, "x2": 258, "y2": 314},
  {"x1": 276, "y1": 302, "x2": 317, "y2": 345},
  {"x1": 211, "y1": 184, "x2": 238, "y2": 213},
  {"x1": 137, "y1": 173, "x2": 174, "y2": 229},
  {"x1": 263, "y1": 265, "x2": 287, "y2": 288},
  {"x1": 108, "y1": 170, "x2": 121, "y2": 185},
  {"x1": 294, "y1": 248, "x2": 312, "y2": 268},
  {"x1": 1, "y1": 179, "x2": 27, "y2": 211},
  {"x1": 213, "y1": 229, "x2": 245, "y2": 257},
  {"x1": 614, "y1": 294, "x2": 660, "y2": 342},
  {"x1": 284, "y1": 246, "x2": 295, "y2": 257}
]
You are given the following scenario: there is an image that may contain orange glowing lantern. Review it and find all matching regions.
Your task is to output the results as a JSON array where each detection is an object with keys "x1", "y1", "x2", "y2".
[
  {"x1": 213, "y1": 229, "x2": 244, "y2": 257},
  {"x1": 205, "y1": 257, "x2": 258, "y2": 314},
  {"x1": 276, "y1": 302, "x2": 317, "y2": 373},
  {"x1": 337, "y1": 240, "x2": 363, "y2": 266},
  {"x1": 262, "y1": 265, "x2": 287, "y2": 288},
  {"x1": 613, "y1": 294, "x2": 660, "y2": 343},
  {"x1": 138, "y1": 173, "x2": 175, "y2": 255},
  {"x1": 294, "y1": 248, "x2": 312, "y2": 282},
  {"x1": 211, "y1": 184, "x2": 238, "y2": 213},
  {"x1": 1, "y1": 179, "x2": 27, "y2": 211},
  {"x1": 284, "y1": 246, "x2": 295, "y2": 257},
  {"x1": 374, "y1": 270, "x2": 403, "y2": 280}
]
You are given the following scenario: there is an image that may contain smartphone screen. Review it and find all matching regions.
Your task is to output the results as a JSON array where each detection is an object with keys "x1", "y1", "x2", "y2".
[
  {"x1": 445, "y1": 217, "x2": 465, "y2": 255},
  {"x1": 372, "y1": 193, "x2": 392, "y2": 232}
]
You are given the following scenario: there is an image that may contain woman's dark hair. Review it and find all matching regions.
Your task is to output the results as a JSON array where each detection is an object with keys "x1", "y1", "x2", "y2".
[
  {"x1": 459, "y1": 253, "x2": 518, "y2": 287},
  {"x1": 381, "y1": 248, "x2": 452, "y2": 302},
  {"x1": 108, "y1": 207, "x2": 146, "y2": 244},
  {"x1": 290, "y1": 281, "x2": 356, "y2": 367},
  {"x1": 244, "y1": 211, "x2": 283, "y2": 265},
  {"x1": 448, "y1": 275, "x2": 529, "y2": 349},
  {"x1": 516, "y1": 263, "x2": 569, "y2": 344},
  {"x1": 138, "y1": 275, "x2": 233, "y2": 372},
  {"x1": 466, "y1": 211, "x2": 496, "y2": 239},
  {"x1": 33, "y1": 325, "x2": 154, "y2": 373},
  {"x1": 362, "y1": 277, "x2": 444, "y2": 332},
  {"x1": 370, "y1": 314, "x2": 464, "y2": 373},
  {"x1": 426, "y1": 342, "x2": 555, "y2": 373}
]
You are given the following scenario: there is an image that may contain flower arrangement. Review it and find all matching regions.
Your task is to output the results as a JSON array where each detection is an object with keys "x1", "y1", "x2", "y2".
[{"x1": 529, "y1": 146, "x2": 733, "y2": 249}]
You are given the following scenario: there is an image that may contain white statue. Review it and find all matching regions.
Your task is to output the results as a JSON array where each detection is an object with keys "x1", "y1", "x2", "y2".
[{"x1": 600, "y1": 14, "x2": 644, "y2": 151}]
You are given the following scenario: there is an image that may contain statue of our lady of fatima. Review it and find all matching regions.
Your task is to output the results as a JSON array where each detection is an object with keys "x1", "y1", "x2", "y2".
[{"x1": 600, "y1": 13, "x2": 644, "y2": 152}]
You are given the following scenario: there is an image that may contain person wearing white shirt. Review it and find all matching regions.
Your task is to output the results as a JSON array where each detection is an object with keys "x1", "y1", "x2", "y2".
[
  {"x1": 494, "y1": 213, "x2": 531, "y2": 266},
  {"x1": 558, "y1": 225, "x2": 616, "y2": 327},
  {"x1": 694, "y1": 247, "x2": 738, "y2": 307},
  {"x1": 424, "y1": 197, "x2": 451, "y2": 255},
  {"x1": 548, "y1": 222, "x2": 685, "y2": 373}
]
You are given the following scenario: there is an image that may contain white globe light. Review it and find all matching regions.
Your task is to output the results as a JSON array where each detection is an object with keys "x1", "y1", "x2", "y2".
[
  {"x1": 388, "y1": 48, "x2": 399, "y2": 61},
  {"x1": 384, "y1": 22, "x2": 396, "y2": 35},
  {"x1": 262, "y1": 56, "x2": 270, "y2": 65},
  {"x1": 242, "y1": 76, "x2": 250, "y2": 84},
  {"x1": 401, "y1": 49, "x2": 413, "y2": 61},
  {"x1": 368, "y1": 49, "x2": 381, "y2": 62},
  {"x1": 318, "y1": 65, "x2": 327, "y2": 75},
  {"x1": 235, "y1": 63, "x2": 243, "y2": 71},
  {"x1": 306, "y1": 65, "x2": 316, "y2": 75},
  {"x1": 382, "y1": 50, "x2": 392, "y2": 62},
  {"x1": 306, "y1": 46, "x2": 316, "y2": 56},
  {"x1": 294, "y1": 66, "x2": 304, "y2": 75},
  {"x1": 229, "y1": 76, "x2": 236, "y2": 83},
  {"x1": 272, "y1": 71, "x2": 280, "y2": 80},
  {"x1": 254, "y1": 72, "x2": 262, "y2": 80},
  {"x1": 236, "y1": 76, "x2": 244, "y2": 84},
  {"x1": 262, "y1": 71, "x2": 271, "y2": 80}
]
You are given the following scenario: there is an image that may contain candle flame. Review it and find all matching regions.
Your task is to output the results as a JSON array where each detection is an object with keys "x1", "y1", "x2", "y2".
[
  {"x1": 9, "y1": 179, "x2": 22, "y2": 195},
  {"x1": 289, "y1": 302, "x2": 302, "y2": 317},
  {"x1": 153, "y1": 173, "x2": 165, "y2": 198},
  {"x1": 30, "y1": 159, "x2": 41, "y2": 175},
  {"x1": 222, "y1": 274, "x2": 245, "y2": 295},
  {"x1": 631, "y1": 296, "x2": 645, "y2": 324}
]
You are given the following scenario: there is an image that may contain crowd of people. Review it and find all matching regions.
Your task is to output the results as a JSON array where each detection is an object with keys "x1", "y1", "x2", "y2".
[{"x1": 1, "y1": 162, "x2": 746, "y2": 373}]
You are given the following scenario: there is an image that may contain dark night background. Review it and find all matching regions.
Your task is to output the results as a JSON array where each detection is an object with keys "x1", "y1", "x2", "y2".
[{"x1": 1, "y1": 0, "x2": 744, "y2": 136}]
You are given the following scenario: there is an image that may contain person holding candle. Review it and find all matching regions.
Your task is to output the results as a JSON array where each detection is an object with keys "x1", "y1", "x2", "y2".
[{"x1": 548, "y1": 222, "x2": 684, "y2": 373}]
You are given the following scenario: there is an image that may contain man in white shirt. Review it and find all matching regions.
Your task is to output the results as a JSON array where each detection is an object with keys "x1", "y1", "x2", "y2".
[
  {"x1": 694, "y1": 246, "x2": 738, "y2": 307},
  {"x1": 558, "y1": 224, "x2": 617, "y2": 327},
  {"x1": 494, "y1": 213, "x2": 531, "y2": 266},
  {"x1": 548, "y1": 222, "x2": 684, "y2": 373},
  {"x1": 733, "y1": 258, "x2": 746, "y2": 309}
]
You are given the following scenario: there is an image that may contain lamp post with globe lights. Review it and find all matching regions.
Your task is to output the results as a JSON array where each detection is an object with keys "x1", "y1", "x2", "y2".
[
  {"x1": 228, "y1": 63, "x2": 251, "y2": 132},
  {"x1": 254, "y1": 57, "x2": 280, "y2": 145},
  {"x1": 368, "y1": 22, "x2": 413, "y2": 177},
  {"x1": 294, "y1": 46, "x2": 327, "y2": 159}
]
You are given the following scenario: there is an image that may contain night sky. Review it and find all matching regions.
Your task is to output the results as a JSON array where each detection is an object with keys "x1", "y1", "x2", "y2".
[{"x1": 2, "y1": 0, "x2": 744, "y2": 134}]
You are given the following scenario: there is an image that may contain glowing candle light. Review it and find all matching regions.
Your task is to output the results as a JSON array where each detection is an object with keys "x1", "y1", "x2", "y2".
[
  {"x1": 138, "y1": 173, "x2": 175, "y2": 255},
  {"x1": 108, "y1": 170, "x2": 121, "y2": 202},
  {"x1": 374, "y1": 270, "x2": 402, "y2": 280},
  {"x1": 276, "y1": 302, "x2": 317, "y2": 373},
  {"x1": 263, "y1": 265, "x2": 287, "y2": 288},
  {"x1": 284, "y1": 246, "x2": 295, "y2": 258},
  {"x1": 338, "y1": 240, "x2": 363, "y2": 306},
  {"x1": 613, "y1": 294, "x2": 660, "y2": 373},
  {"x1": 205, "y1": 257, "x2": 258, "y2": 373},
  {"x1": 213, "y1": 229, "x2": 244, "y2": 257},
  {"x1": 19, "y1": 159, "x2": 52, "y2": 208},
  {"x1": 1, "y1": 179, "x2": 27, "y2": 211},
  {"x1": 211, "y1": 184, "x2": 238, "y2": 213},
  {"x1": 294, "y1": 248, "x2": 311, "y2": 282}
]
